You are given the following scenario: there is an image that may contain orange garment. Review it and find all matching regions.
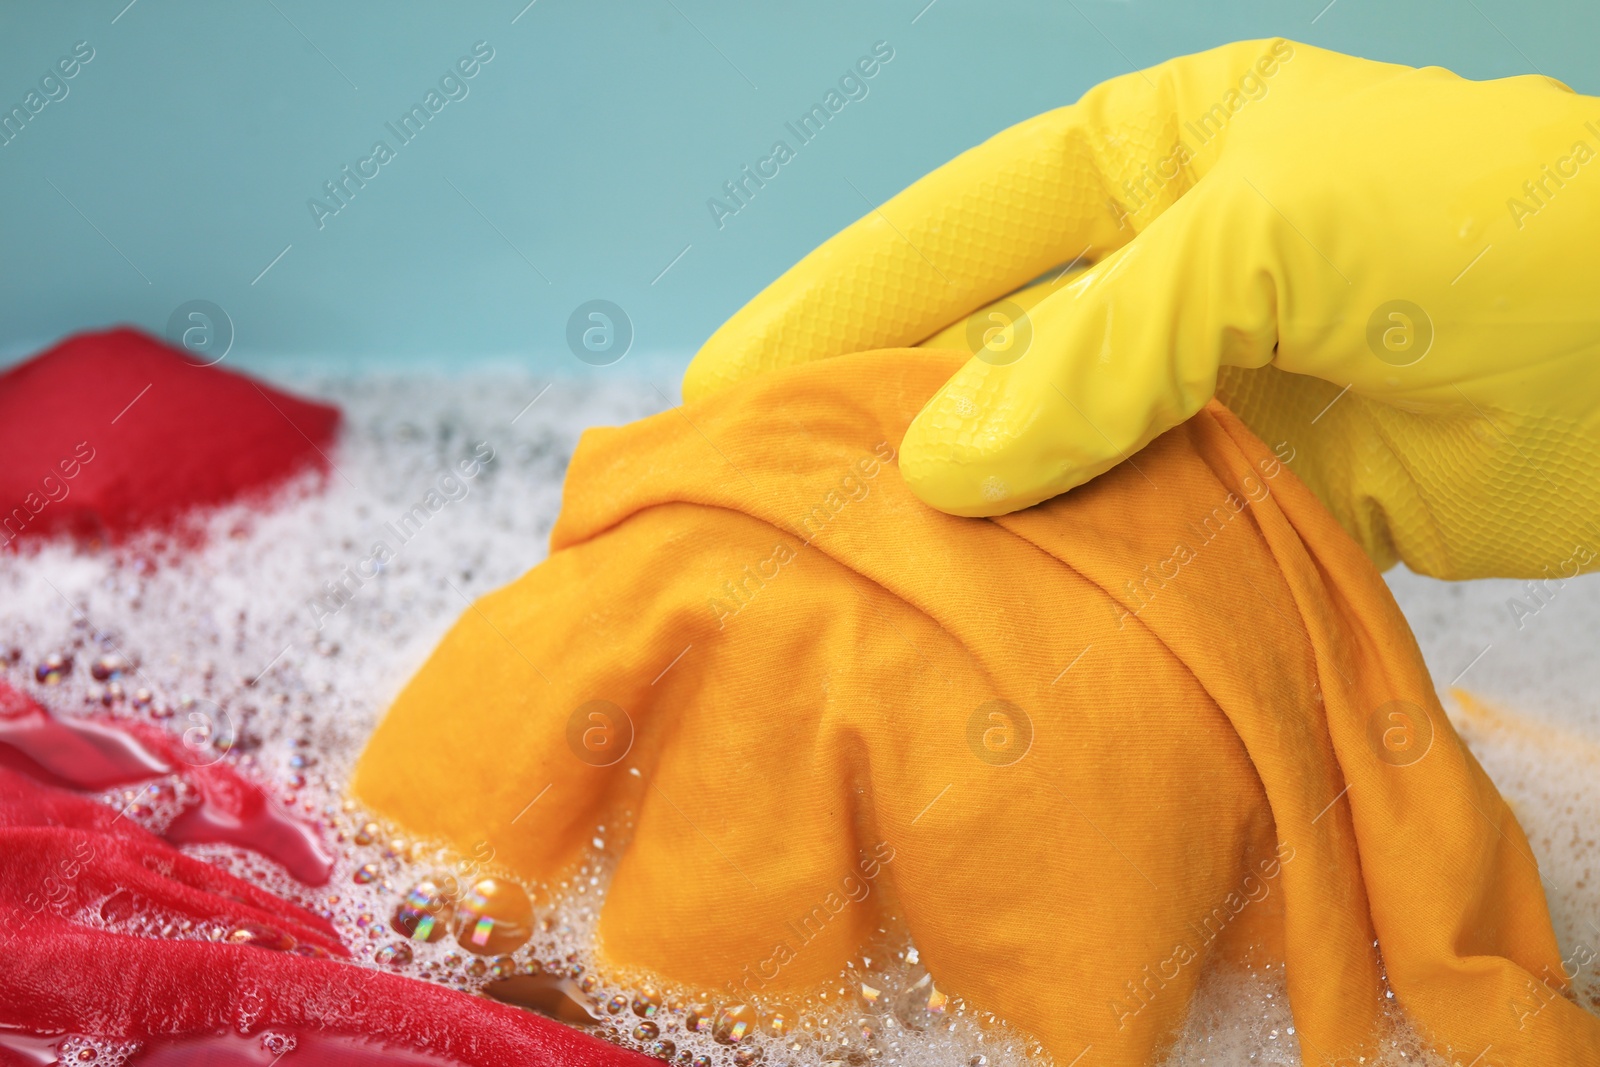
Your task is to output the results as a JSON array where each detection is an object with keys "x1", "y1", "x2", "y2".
[{"x1": 353, "y1": 351, "x2": 1600, "y2": 1065}]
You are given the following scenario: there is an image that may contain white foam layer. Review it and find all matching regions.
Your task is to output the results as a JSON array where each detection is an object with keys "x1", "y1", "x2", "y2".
[{"x1": 0, "y1": 369, "x2": 1594, "y2": 1066}]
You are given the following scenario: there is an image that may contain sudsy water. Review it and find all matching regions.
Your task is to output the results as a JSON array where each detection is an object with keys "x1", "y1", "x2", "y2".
[{"x1": 0, "y1": 370, "x2": 1596, "y2": 1067}]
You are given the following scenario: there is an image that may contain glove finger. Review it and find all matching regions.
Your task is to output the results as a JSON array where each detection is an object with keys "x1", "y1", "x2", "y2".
[
  {"x1": 684, "y1": 39, "x2": 1303, "y2": 402},
  {"x1": 900, "y1": 171, "x2": 1281, "y2": 516}
]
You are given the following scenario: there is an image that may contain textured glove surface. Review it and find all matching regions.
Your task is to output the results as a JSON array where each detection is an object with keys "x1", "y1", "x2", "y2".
[{"x1": 685, "y1": 39, "x2": 1600, "y2": 579}]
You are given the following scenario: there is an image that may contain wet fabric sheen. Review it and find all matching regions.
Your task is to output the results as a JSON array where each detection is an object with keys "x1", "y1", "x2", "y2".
[{"x1": 356, "y1": 350, "x2": 1600, "y2": 1065}]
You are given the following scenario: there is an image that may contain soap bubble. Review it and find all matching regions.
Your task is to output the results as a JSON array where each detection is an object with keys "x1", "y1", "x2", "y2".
[
  {"x1": 374, "y1": 942, "x2": 413, "y2": 967},
  {"x1": 455, "y1": 877, "x2": 534, "y2": 955},
  {"x1": 714, "y1": 1004, "x2": 756, "y2": 1044},
  {"x1": 260, "y1": 1032, "x2": 296, "y2": 1056},
  {"x1": 391, "y1": 876, "x2": 458, "y2": 942},
  {"x1": 684, "y1": 1003, "x2": 713, "y2": 1034},
  {"x1": 90, "y1": 652, "x2": 132, "y2": 681},
  {"x1": 895, "y1": 972, "x2": 951, "y2": 1031},
  {"x1": 632, "y1": 983, "x2": 662, "y2": 1017},
  {"x1": 224, "y1": 923, "x2": 294, "y2": 951},
  {"x1": 35, "y1": 651, "x2": 71, "y2": 684}
]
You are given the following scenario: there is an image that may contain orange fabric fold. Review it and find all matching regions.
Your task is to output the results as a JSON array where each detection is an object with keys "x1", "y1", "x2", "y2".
[{"x1": 353, "y1": 351, "x2": 1600, "y2": 1065}]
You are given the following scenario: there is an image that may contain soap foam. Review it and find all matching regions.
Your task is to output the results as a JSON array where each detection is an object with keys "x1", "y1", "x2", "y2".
[{"x1": 0, "y1": 368, "x2": 1595, "y2": 1066}]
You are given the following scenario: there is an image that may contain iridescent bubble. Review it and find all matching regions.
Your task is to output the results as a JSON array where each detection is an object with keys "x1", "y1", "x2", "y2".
[
  {"x1": 455, "y1": 877, "x2": 534, "y2": 955},
  {"x1": 643, "y1": 1039, "x2": 675, "y2": 1061},
  {"x1": 733, "y1": 1048, "x2": 762, "y2": 1066},
  {"x1": 684, "y1": 1004, "x2": 713, "y2": 1034},
  {"x1": 714, "y1": 1004, "x2": 755, "y2": 1045},
  {"x1": 490, "y1": 955, "x2": 517, "y2": 980},
  {"x1": 858, "y1": 977, "x2": 894, "y2": 1013},
  {"x1": 632, "y1": 1021, "x2": 660, "y2": 1041},
  {"x1": 35, "y1": 652, "x2": 71, "y2": 685},
  {"x1": 353, "y1": 862, "x2": 380, "y2": 885},
  {"x1": 374, "y1": 943, "x2": 413, "y2": 967},
  {"x1": 225, "y1": 923, "x2": 294, "y2": 951},
  {"x1": 90, "y1": 653, "x2": 131, "y2": 681},
  {"x1": 893, "y1": 972, "x2": 950, "y2": 1031},
  {"x1": 632, "y1": 984, "x2": 661, "y2": 1018},
  {"x1": 763, "y1": 1009, "x2": 793, "y2": 1037},
  {"x1": 391, "y1": 876, "x2": 457, "y2": 942},
  {"x1": 354, "y1": 821, "x2": 379, "y2": 846},
  {"x1": 605, "y1": 993, "x2": 628, "y2": 1014}
]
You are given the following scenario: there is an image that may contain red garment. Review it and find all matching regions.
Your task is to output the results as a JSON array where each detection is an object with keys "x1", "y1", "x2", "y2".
[
  {"x1": 0, "y1": 328, "x2": 340, "y2": 546},
  {"x1": 0, "y1": 333, "x2": 643, "y2": 1062},
  {"x1": 0, "y1": 706, "x2": 649, "y2": 1066}
]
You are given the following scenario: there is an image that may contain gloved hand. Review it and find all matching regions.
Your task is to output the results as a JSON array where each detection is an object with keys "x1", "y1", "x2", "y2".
[{"x1": 683, "y1": 38, "x2": 1600, "y2": 580}]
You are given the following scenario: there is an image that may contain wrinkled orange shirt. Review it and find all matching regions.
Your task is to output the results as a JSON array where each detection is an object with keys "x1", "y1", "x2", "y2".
[{"x1": 355, "y1": 351, "x2": 1600, "y2": 1065}]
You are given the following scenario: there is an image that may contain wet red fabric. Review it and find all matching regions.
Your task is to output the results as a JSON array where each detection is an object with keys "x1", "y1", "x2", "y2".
[
  {"x1": 0, "y1": 332, "x2": 642, "y2": 1063},
  {"x1": 0, "y1": 737, "x2": 648, "y2": 1067},
  {"x1": 0, "y1": 327, "x2": 340, "y2": 546}
]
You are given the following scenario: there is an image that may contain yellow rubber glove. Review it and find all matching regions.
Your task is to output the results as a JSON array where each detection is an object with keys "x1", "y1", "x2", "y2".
[{"x1": 682, "y1": 38, "x2": 1600, "y2": 580}]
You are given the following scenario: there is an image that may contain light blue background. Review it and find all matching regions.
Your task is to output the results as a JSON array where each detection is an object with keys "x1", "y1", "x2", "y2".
[{"x1": 2, "y1": 0, "x2": 1593, "y2": 374}]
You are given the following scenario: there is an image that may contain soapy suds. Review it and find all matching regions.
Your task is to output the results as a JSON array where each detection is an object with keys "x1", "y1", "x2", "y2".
[{"x1": 0, "y1": 369, "x2": 1595, "y2": 1066}]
